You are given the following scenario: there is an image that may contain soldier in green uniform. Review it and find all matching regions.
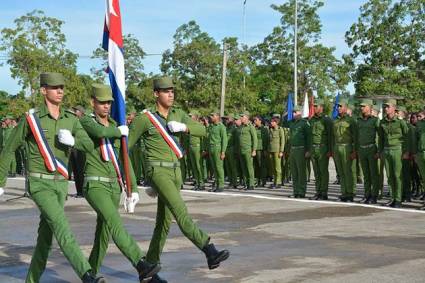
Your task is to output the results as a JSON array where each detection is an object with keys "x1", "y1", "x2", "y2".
[
  {"x1": 233, "y1": 114, "x2": 245, "y2": 187},
  {"x1": 3, "y1": 115, "x2": 17, "y2": 176},
  {"x1": 356, "y1": 99, "x2": 380, "y2": 204},
  {"x1": 207, "y1": 110, "x2": 227, "y2": 192},
  {"x1": 224, "y1": 114, "x2": 239, "y2": 188},
  {"x1": 188, "y1": 111, "x2": 205, "y2": 190},
  {"x1": 333, "y1": 98, "x2": 357, "y2": 202},
  {"x1": 268, "y1": 116, "x2": 285, "y2": 189},
  {"x1": 397, "y1": 106, "x2": 412, "y2": 202},
  {"x1": 309, "y1": 99, "x2": 332, "y2": 200},
  {"x1": 128, "y1": 77, "x2": 229, "y2": 282},
  {"x1": 0, "y1": 73, "x2": 105, "y2": 283},
  {"x1": 379, "y1": 99, "x2": 410, "y2": 208},
  {"x1": 80, "y1": 84, "x2": 160, "y2": 282},
  {"x1": 372, "y1": 105, "x2": 385, "y2": 198},
  {"x1": 413, "y1": 110, "x2": 425, "y2": 209},
  {"x1": 238, "y1": 112, "x2": 258, "y2": 190},
  {"x1": 284, "y1": 106, "x2": 312, "y2": 198},
  {"x1": 253, "y1": 116, "x2": 269, "y2": 187}
]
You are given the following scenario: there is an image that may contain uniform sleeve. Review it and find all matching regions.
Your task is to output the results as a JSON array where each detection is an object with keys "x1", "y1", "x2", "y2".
[
  {"x1": 401, "y1": 120, "x2": 410, "y2": 154},
  {"x1": 350, "y1": 118, "x2": 357, "y2": 151},
  {"x1": 378, "y1": 121, "x2": 384, "y2": 153},
  {"x1": 304, "y1": 121, "x2": 312, "y2": 152},
  {"x1": 220, "y1": 125, "x2": 228, "y2": 153},
  {"x1": 251, "y1": 125, "x2": 258, "y2": 151},
  {"x1": 128, "y1": 114, "x2": 149, "y2": 150},
  {"x1": 326, "y1": 117, "x2": 333, "y2": 153},
  {"x1": 279, "y1": 128, "x2": 285, "y2": 152},
  {"x1": 0, "y1": 117, "x2": 28, "y2": 186},
  {"x1": 182, "y1": 112, "x2": 206, "y2": 137},
  {"x1": 354, "y1": 119, "x2": 360, "y2": 152},
  {"x1": 80, "y1": 115, "x2": 121, "y2": 139},
  {"x1": 72, "y1": 118, "x2": 95, "y2": 153}
]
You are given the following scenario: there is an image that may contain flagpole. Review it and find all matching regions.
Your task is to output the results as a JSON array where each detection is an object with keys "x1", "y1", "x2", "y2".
[{"x1": 294, "y1": 0, "x2": 298, "y2": 106}]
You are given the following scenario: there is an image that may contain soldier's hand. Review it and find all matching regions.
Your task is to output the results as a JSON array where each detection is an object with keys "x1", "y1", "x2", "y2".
[
  {"x1": 251, "y1": 150, "x2": 256, "y2": 157},
  {"x1": 0, "y1": 187, "x2": 4, "y2": 197},
  {"x1": 279, "y1": 152, "x2": 284, "y2": 158},
  {"x1": 118, "y1": 125, "x2": 129, "y2": 137},
  {"x1": 58, "y1": 129, "x2": 75, "y2": 147},
  {"x1": 220, "y1": 152, "x2": 225, "y2": 160},
  {"x1": 304, "y1": 151, "x2": 311, "y2": 158},
  {"x1": 167, "y1": 121, "x2": 188, "y2": 133},
  {"x1": 124, "y1": 192, "x2": 140, "y2": 213}
]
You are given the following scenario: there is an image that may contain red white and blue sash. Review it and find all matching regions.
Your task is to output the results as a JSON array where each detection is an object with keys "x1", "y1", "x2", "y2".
[
  {"x1": 25, "y1": 112, "x2": 69, "y2": 179},
  {"x1": 143, "y1": 110, "x2": 184, "y2": 159},
  {"x1": 99, "y1": 137, "x2": 124, "y2": 188}
]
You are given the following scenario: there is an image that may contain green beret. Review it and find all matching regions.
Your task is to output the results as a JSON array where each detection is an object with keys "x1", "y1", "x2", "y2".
[
  {"x1": 293, "y1": 105, "x2": 302, "y2": 111},
  {"x1": 91, "y1": 83, "x2": 113, "y2": 102},
  {"x1": 359, "y1": 99, "x2": 373, "y2": 107},
  {"x1": 40, "y1": 72, "x2": 65, "y2": 87},
  {"x1": 314, "y1": 98, "x2": 324, "y2": 106},
  {"x1": 153, "y1": 76, "x2": 174, "y2": 90},
  {"x1": 383, "y1": 99, "x2": 397, "y2": 107},
  {"x1": 338, "y1": 98, "x2": 349, "y2": 107}
]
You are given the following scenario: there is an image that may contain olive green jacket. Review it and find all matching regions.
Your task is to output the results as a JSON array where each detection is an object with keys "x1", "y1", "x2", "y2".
[
  {"x1": 238, "y1": 123, "x2": 258, "y2": 153},
  {"x1": 208, "y1": 122, "x2": 228, "y2": 153}
]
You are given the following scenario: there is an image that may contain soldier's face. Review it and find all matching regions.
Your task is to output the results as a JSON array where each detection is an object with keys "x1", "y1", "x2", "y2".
[
  {"x1": 254, "y1": 118, "x2": 261, "y2": 126},
  {"x1": 270, "y1": 120, "x2": 278, "y2": 128},
  {"x1": 314, "y1": 105, "x2": 323, "y2": 114},
  {"x1": 384, "y1": 104, "x2": 396, "y2": 116},
  {"x1": 41, "y1": 85, "x2": 64, "y2": 105},
  {"x1": 92, "y1": 98, "x2": 112, "y2": 118},
  {"x1": 360, "y1": 105, "x2": 371, "y2": 115},
  {"x1": 155, "y1": 88, "x2": 174, "y2": 108},
  {"x1": 235, "y1": 119, "x2": 242, "y2": 126},
  {"x1": 338, "y1": 104, "x2": 347, "y2": 115}
]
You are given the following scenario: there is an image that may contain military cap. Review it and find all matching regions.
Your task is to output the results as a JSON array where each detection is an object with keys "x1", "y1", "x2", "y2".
[
  {"x1": 234, "y1": 114, "x2": 241, "y2": 120},
  {"x1": 153, "y1": 76, "x2": 174, "y2": 90},
  {"x1": 383, "y1": 99, "x2": 397, "y2": 107},
  {"x1": 226, "y1": 113, "x2": 234, "y2": 119},
  {"x1": 338, "y1": 98, "x2": 349, "y2": 107},
  {"x1": 359, "y1": 99, "x2": 373, "y2": 107},
  {"x1": 4, "y1": 114, "x2": 14, "y2": 120},
  {"x1": 314, "y1": 98, "x2": 325, "y2": 106},
  {"x1": 72, "y1": 105, "x2": 85, "y2": 114},
  {"x1": 397, "y1": 106, "x2": 407, "y2": 112},
  {"x1": 372, "y1": 104, "x2": 381, "y2": 112},
  {"x1": 40, "y1": 72, "x2": 65, "y2": 87},
  {"x1": 91, "y1": 83, "x2": 114, "y2": 102},
  {"x1": 293, "y1": 105, "x2": 302, "y2": 111},
  {"x1": 209, "y1": 109, "x2": 220, "y2": 116},
  {"x1": 241, "y1": 111, "x2": 250, "y2": 117}
]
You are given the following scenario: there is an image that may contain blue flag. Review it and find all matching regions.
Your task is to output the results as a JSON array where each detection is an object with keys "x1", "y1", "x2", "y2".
[
  {"x1": 287, "y1": 92, "x2": 294, "y2": 121},
  {"x1": 332, "y1": 93, "x2": 340, "y2": 120}
]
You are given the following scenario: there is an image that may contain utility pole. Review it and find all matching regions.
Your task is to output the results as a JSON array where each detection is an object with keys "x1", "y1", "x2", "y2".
[
  {"x1": 242, "y1": 0, "x2": 247, "y2": 89},
  {"x1": 294, "y1": 0, "x2": 298, "y2": 106},
  {"x1": 220, "y1": 43, "x2": 228, "y2": 117}
]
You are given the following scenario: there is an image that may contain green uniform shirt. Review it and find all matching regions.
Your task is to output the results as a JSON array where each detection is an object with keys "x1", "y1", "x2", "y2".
[
  {"x1": 128, "y1": 106, "x2": 206, "y2": 162},
  {"x1": 234, "y1": 126, "x2": 242, "y2": 153},
  {"x1": 80, "y1": 113, "x2": 138, "y2": 192},
  {"x1": 226, "y1": 124, "x2": 236, "y2": 150},
  {"x1": 284, "y1": 118, "x2": 312, "y2": 151},
  {"x1": 333, "y1": 115, "x2": 357, "y2": 146},
  {"x1": 255, "y1": 125, "x2": 269, "y2": 151},
  {"x1": 414, "y1": 120, "x2": 425, "y2": 153},
  {"x1": 238, "y1": 123, "x2": 258, "y2": 152},
  {"x1": 378, "y1": 116, "x2": 409, "y2": 153},
  {"x1": 268, "y1": 126, "x2": 285, "y2": 153},
  {"x1": 355, "y1": 116, "x2": 379, "y2": 151},
  {"x1": 2, "y1": 126, "x2": 13, "y2": 148},
  {"x1": 0, "y1": 103, "x2": 94, "y2": 186},
  {"x1": 208, "y1": 122, "x2": 228, "y2": 153},
  {"x1": 310, "y1": 114, "x2": 333, "y2": 151},
  {"x1": 189, "y1": 134, "x2": 202, "y2": 148}
]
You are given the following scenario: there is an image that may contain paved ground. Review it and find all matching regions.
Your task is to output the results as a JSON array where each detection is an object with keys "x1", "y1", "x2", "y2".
[{"x1": 1, "y1": 175, "x2": 425, "y2": 283}]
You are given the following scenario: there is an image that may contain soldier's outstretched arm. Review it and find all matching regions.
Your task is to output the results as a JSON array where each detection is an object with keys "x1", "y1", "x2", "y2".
[
  {"x1": 80, "y1": 115, "x2": 122, "y2": 139},
  {"x1": 128, "y1": 114, "x2": 149, "y2": 150},
  {"x1": 72, "y1": 118, "x2": 95, "y2": 153},
  {"x1": 181, "y1": 111, "x2": 206, "y2": 137}
]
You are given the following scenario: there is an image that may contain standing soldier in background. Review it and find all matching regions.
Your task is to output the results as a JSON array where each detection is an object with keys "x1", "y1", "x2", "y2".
[
  {"x1": 80, "y1": 83, "x2": 160, "y2": 282},
  {"x1": 253, "y1": 115, "x2": 269, "y2": 187},
  {"x1": 284, "y1": 106, "x2": 312, "y2": 198},
  {"x1": 189, "y1": 111, "x2": 205, "y2": 191},
  {"x1": 207, "y1": 110, "x2": 227, "y2": 192},
  {"x1": 333, "y1": 98, "x2": 357, "y2": 202},
  {"x1": 397, "y1": 106, "x2": 412, "y2": 202},
  {"x1": 238, "y1": 112, "x2": 258, "y2": 190},
  {"x1": 0, "y1": 72, "x2": 105, "y2": 283},
  {"x1": 413, "y1": 110, "x2": 425, "y2": 209},
  {"x1": 233, "y1": 114, "x2": 245, "y2": 188},
  {"x1": 224, "y1": 114, "x2": 238, "y2": 189},
  {"x1": 356, "y1": 99, "x2": 380, "y2": 204},
  {"x1": 268, "y1": 115, "x2": 285, "y2": 189},
  {"x1": 3, "y1": 115, "x2": 17, "y2": 177},
  {"x1": 379, "y1": 99, "x2": 410, "y2": 208},
  {"x1": 309, "y1": 99, "x2": 332, "y2": 200}
]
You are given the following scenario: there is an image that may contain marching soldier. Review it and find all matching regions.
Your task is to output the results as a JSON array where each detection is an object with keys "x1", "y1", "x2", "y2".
[
  {"x1": 253, "y1": 115, "x2": 269, "y2": 187},
  {"x1": 309, "y1": 99, "x2": 332, "y2": 200},
  {"x1": 0, "y1": 73, "x2": 105, "y2": 283},
  {"x1": 378, "y1": 99, "x2": 410, "y2": 208},
  {"x1": 333, "y1": 98, "x2": 357, "y2": 202},
  {"x1": 128, "y1": 77, "x2": 229, "y2": 282},
  {"x1": 207, "y1": 110, "x2": 227, "y2": 192},
  {"x1": 356, "y1": 99, "x2": 380, "y2": 204},
  {"x1": 238, "y1": 112, "x2": 258, "y2": 190},
  {"x1": 268, "y1": 115, "x2": 285, "y2": 189},
  {"x1": 80, "y1": 84, "x2": 160, "y2": 282}
]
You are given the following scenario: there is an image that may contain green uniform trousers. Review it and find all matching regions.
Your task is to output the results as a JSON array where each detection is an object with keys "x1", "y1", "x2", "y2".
[
  {"x1": 130, "y1": 146, "x2": 143, "y2": 182},
  {"x1": 415, "y1": 152, "x2": 425, "y2": 188},
  {"x1": 26, "y1": 177, "x2": 91, "y2": 283},
  {"x1": 254, "y1": 150, "x2": 268, "y2": 185},
  {"x1": 240, "y1": 150, "x2": 255, "y2": 187},
  {"x1": 189, "y1": 146, "x2": 204, "y2": 187},
  {"x1": 235, "y1": 152, "x2": 245, "y2": 186},
  {"x1": 225, "y1": 148, "x2": 238, "y2": 186},
  {"x1": 145, "y1": 166, "x2": 209, "y2": 264},
  {"x1": 383, "y1": 147, "x2": 403, "y2": 202},
  {"x1": 311, "y1": 145, "x2": 329, "y2": 197},
  {"x1": 209, "y1": 147, "x2": 225, "y2": 188},
  {"x1": 281, "y1": 154, "x2": 290, "y2": 184},
  {"x1": 358, "y1": 146, "x2": 380, "y2": 199},
  {"x1": 290, "y1": 147, "x2": 307, "y2": 196},
  {"x1": 269, "y1": 152, "x2": 282, "y2": 186},
  {"x1": 334, "y1": 144, "x2": 355, "y2": 198},
  {"x1": 402, "y1": 159, "x2": 412, "y2": 200},
  {"x1": 84, "y1": 180, "x2": 144, "y2": 274}
]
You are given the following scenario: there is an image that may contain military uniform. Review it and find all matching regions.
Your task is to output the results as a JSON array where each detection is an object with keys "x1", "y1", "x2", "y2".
[
  {"x1": 309, "y1": 99, "x2": 332, "y2": 199},
  {"x1": 188, "y1": 112, "x2": 205, "y2": 190},
  {"x1": 224, "y1": 117, "x2": 238, "y2": 188},
  {"x1": 413, "y1": 118, "x2": 425, "y2": 205},
  {"x1": 254, "y1": 123, "x2": 269, "y2": 187},
  {"x1": 238, "y1": 113, "x2": 258, "y2": 189},
  {"x1": 268, "y1": 124, "x2": 285, "y2": 188},
  {"x1": 207, "y1": 112, "x2": 227, "y2": 191}
]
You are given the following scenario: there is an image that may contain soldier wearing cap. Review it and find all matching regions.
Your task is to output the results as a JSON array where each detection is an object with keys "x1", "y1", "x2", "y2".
[
  {"x1": 397, "y1": 105, "x2": 413, "y2": 202},
  {"x1": 128, "y1": 76, "x2": 229, "y2": 282},
  {"x1": 379, "y1": 99, "x2": 410, "y2": 208},
  {"x1": 207, "y1": 109, "x2": 227, "y2": 192},
  {"x1": 253, "y1": 115, "x2": 269, "y2": 187},
  {"x1": 224, "y1": 114, "x2": 239, "y2": 188},
  {"x1": 1, "y1": 115, "x2": 17, "y2": 176},
  {"x1": 356, "y1": 99, "x2": 380, "y2": 204},
  {"x1": 283, "y1": 105, "x2": 312, "y2": 198},
  {"x1": 309, "y1": 98, "x2": 333, "y2": 200},
  {"x1": 238, "y1": 111, "x2": 258, "y2": 190},
  {"x1": 333, "y1": 98, "x2": 357, "y2": 202},
  {"x1": 0, "y1": 73, "x2": 106, "y2": 283},
  {"x1": 268, "y1": 115, "x2": 285, "y2": 189},
  {"x1": 188, "y1": 110, "x2": 206, "y2": 190},
  {"x1": 79, "y1": 83, "x2": 159, "y2": 281}
]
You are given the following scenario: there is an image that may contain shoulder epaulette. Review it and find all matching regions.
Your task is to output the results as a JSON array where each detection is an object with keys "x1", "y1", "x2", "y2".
[{"x1": 65, "y1": 109, "x2": 77, "y2": 116}]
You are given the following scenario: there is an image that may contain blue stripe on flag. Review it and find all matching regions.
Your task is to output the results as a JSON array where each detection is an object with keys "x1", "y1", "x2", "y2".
[{"x1": 109, "y1": 70, "x2": 126, "y2": 126}]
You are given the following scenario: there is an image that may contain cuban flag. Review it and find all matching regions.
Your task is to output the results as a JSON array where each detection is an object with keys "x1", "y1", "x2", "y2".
[
  {"x1": 286, "y1": 92, "x2": 294, "y2": 121},
  {"x1": 103, "y1": 0, "x2": 126, "y2": 126},
  {"x1": 332, "y1": 93, "x2": 340, "y2": 120}
]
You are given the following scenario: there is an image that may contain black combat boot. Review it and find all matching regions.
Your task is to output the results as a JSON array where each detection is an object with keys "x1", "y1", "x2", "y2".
[
  {"x1": 136, "y1": 258, "x2": 161, "y2": 283},
  {"x1": 81, "y1": 272, "x2": 106, "y2": 283},
  {"x1": 149, "y1": 274, "x2": 168, "y2": 283},
  {"x1": 202, "y1": 241, "x2": 230, "y2": 270}
]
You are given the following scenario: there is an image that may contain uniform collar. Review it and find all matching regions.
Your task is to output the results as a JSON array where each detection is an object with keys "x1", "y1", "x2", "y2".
[
  {"x1": 90, "y1": 112, "x2": 116, "y2": 126},
  {"x1": 152, "y1": 105, "x2": 176, "y2": 119},
  {"x1": 38, "y1": 102, "x2": 65, "y2": 119}
]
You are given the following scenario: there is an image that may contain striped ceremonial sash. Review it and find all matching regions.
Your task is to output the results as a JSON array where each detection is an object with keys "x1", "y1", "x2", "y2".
[
  {"x1": 99, "y1": 137, "x2": 124, "y2": 188},
  {"x1": 143, "y1": 110, "x2": 184, "y2": 159},
  {"x1": 25, "y1": 113, "x2": 69, "y2": 179}
]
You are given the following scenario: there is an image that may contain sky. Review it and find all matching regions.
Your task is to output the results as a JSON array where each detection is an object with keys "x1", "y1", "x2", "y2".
[{"x1": 0, "y1": 0, "x2": 365, "y2": 95}]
